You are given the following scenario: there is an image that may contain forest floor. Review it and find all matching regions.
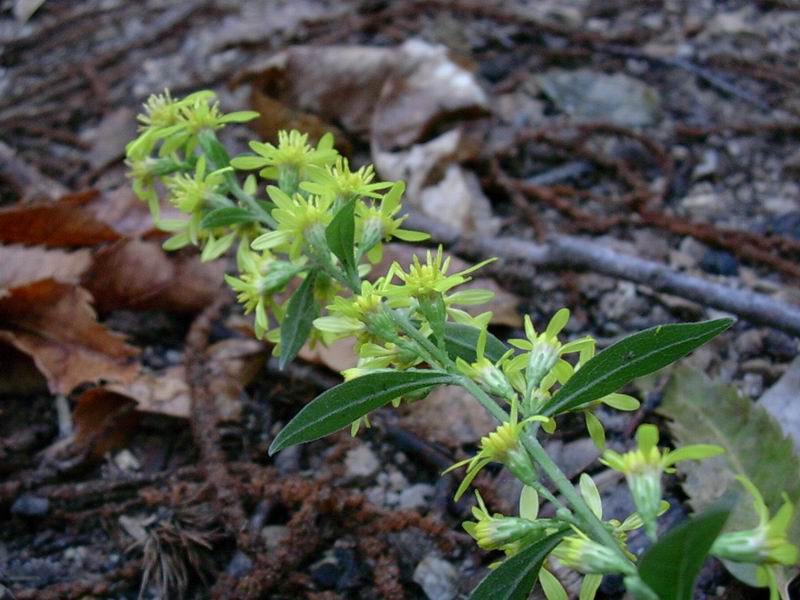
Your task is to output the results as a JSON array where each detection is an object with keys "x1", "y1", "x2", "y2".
[{"x1": 1, "y1": 0, "x2": 799, "y2": 598}]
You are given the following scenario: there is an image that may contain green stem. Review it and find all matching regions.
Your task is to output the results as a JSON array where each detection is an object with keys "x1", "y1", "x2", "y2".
[
  {"x1": 231, "y1": 183, "x2": 278, "y2": 228},
  {"x1": 457, "y1": 376, "x2": 510, "y2": 424},
  {"x1": 389, "y1": 309, "x2": 447, "y2": 370},
  {"x1": 522, "y1": 432, "x2": 634, "y2": 566}
]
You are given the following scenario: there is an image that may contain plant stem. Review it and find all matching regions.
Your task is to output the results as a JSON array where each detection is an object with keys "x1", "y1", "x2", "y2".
[
  {"x1": 521, "y1": 432, "x2": 634, "y2": 567},
  {"x1": 457, "y1": 376, "x2": 510, "y2": 424}
]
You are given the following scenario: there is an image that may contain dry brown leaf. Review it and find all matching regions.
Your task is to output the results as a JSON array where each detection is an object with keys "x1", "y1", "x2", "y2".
[
  {"x1": 87, "y1": 338, "x2": 266, "y2": 421},
  {"x1": 398, "y1": 385, "x2": 495, "y2": 448},
  {"x1": 0, "y1": 191, "x2": 121, "y2": 247},
  {"x1": 82, "y1": 239, "x2": 226, "y2": 314},
  {"x1": 71, "y1": 388, "x2": 139, "y2": 460},
  {"x1": 240, "y1": 40, "x2": 488, "y2": 149},
  {"x1": 0, "y1": 244, "x2": 92, "y2": 293},
  {"x1": 0, "y1": 280, "x2": 138, "y2": 394},
  {"x1": 298, "y1": 338, "x2": 358, "y2": 373}
]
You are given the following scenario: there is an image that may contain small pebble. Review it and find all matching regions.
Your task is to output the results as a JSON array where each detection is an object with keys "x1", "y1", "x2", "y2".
[
  {"x1": 700, "y1": 249, "x2": 739, "y2": 276},
  {"x1": 413, "y1": 553, "x2": 458, "y2": 600},
  {"x1": 11, "y1": 494, "x2": 49, "y2": 518}
]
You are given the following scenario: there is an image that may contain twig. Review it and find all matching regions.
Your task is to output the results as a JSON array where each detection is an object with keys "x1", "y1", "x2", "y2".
[
  {"x1": 0, "y1": 141, "x2": 68, "y2": 200},
  {"x1": 408, "y1": 214, "x2": 800, "y2": 337}
]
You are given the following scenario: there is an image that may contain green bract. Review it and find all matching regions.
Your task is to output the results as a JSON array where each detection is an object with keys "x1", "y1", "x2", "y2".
[{"x1": 126, "y1": 89, "x2": 798, "y2": 600}]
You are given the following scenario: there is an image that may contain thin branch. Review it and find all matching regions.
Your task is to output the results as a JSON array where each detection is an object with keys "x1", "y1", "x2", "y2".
[{"x1": 409, "y1": 214, "x2": 800, "y2": 338}]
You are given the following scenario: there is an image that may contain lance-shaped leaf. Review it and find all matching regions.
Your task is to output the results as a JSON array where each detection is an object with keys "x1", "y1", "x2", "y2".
[
  {"x1": 544, "y1": 318, "x2": 733, "y2": 416},
  {"x1": 444, "y1": 323, "x2": 509, "y2": 364},
  {"x1": 269, "y1": 369, "x2": 453, "y2": 454},
  {"x1": 638, "y1": 508, "x2": 729, "y2": 600},
  {"x1": 279, "y1": 271, "x2": 318, "y2": 369},
  {"x1": 326, "y1": 199, "x2": 357, "y2": 283},
  {"x1": 200, "y1": 207, "x2": 259, "y2": 229},
  {"x1": 197, "y1": 129, "x2": 231, "y2": 169},
  {"x1": 470, "y1": 530, "x2": 567, "y2": 600}
]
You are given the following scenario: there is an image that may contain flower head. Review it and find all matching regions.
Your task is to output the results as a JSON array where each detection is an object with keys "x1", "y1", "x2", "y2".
[
  {"x1": 601, "y1": 424, "x2": 723, "y2": 539},
  {"x1": 456, "y1": 324, "x2": 517, "y2": 402},
  {"x1": 313, "y1": 279, "x2": 389, "y2": 342},
  {"x1": 225, "y1": 249, "x2": 302, "y2": 338},
  {"x1": 463, "y1": 492, "x2": 547, "y2": 551},
  {"x1": 356, "y1": 182, "x2": 429, "y2": 263},
  {"x1": 301, "y1": 157, "x2": 392, "y2": 205},
  {"x1": 506, "y1": 309, "x2": 595, "y2": 410},
  {"x1": 445, "y1": 398, "x2": 546, "y2": 500},
  {"x1": 166, "y1": 156, "x2": 229, "y2": 214},
  {"x1": 711, "y1": 477, "x2": 798, "y2": 600},
  {"x1": 231, "y1": 130, "x2": 338, "y2": 194},
  {"x1": 251, "y1": 186, "x2": 333, "y2": 260}
]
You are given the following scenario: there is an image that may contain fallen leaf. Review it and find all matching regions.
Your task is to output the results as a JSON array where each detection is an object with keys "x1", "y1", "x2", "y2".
[
  {"x1": 0, "y1": 191, "x2": 120, "y2": 247},
  {"x1": 658, "y1": 366, "x2": 800, "y2": 586},
  {"x1": 106, "y1": 367, "x2": 191, "y2": 420},
  {"x1": 72, "y1": 387, "x2": 139, "y2": 461},
  {"x1": 82, "y1": 239, "x2": 225, "y2": 314},
  {"x1": 82, "y1": 108, "x2": 138, "y2": 171},
  {"x1": 759, "y1": 355, "x2": 800, "y2": 452},
  {"x1": 0, "y1": 280, "x2": 138, "y2": 394},
  {"x1": 399, "y1": 384, "x2": 495, "y2": 447},
  {"x1": 239, "y1": 39, "x2": 488, "y2": 148},
  {"x1": 85, "y1": 338, "x2": 266, "y2": 421},
  {"x1": 298, "y1": 338, "x2": 358, "y2": 373},
  {"x1": 0, "y1": 344, "x2": 47, "y2": 396},
  {"x1": 0, "y1": 244, "x2": 92, "y2": 293}
]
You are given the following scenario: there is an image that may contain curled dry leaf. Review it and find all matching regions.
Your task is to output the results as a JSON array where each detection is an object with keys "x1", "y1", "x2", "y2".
[
  {"x1": 0, "y1": 280, "x2": 139, "y2": 395},
  {"x1": 0, "y1": 191, "x2": 120, "y2": 247},
  {"x1": 0, "y1": 244, "x2": 92, "y2": 292},
  {"x1": 82, "y1": 239, "x2": 226, "y2": 314},
  {"x1": 78, "y1": 338, "x2": 267, "y2": 422}
]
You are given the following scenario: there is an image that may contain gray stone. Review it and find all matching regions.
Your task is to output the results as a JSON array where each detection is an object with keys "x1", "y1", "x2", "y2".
[
  {"x1": 344, "y1": 445, "x2": 380, "y2": 481},
  {"x1": 413, "y1": 553, "x2": 458, "y2": 600},
  {"x1": 759, "y1": 355, "x2": 800, "y2": 451},
  {"x1": 537, "y1": 69, "x2": 661, "y2": 127},
  {"x1": 397, "y1": 484, "x2": 434, "y2": 510},
  {"x1": 261, "y1": 525, "x2": 290, "y2": 553},
  {"x1": 11, "y1": 494, "x2": 49, "y2": 518}
]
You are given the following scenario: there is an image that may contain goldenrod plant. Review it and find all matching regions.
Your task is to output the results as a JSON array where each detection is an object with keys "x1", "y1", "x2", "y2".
[{"x1": 126, "y1": 90, "x2": 798, "y2": 600}]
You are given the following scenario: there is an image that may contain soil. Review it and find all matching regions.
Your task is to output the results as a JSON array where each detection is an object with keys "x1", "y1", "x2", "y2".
[{"x1": 1, "y1": 0, "x2": 798, "y2": 598}]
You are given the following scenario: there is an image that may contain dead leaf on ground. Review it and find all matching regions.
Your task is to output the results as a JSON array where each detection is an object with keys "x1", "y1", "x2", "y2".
[
  {"x1": 80, "y1": 338, "x2": 266, "y2": 421},
  {"x1": 298, "y1": 338, "x2": 358, "y2": 373},
  {"x1": 0, "y1": 280, "x2": 138, "y2": 394},
  {"x1": 0, "y1": 244, "x2": 92, "y2": 293},
  {"x1": 0, "y1": 191, "x2": 121, "y2": 247},
  {"x1": 71, "y1": 387, "x2": 139, "y2": 461},
  {"x1": 398, "y1": 385, "x2": 495, "y2": 447},
  {"x1": 82, "y1": 239, "x2": 226, "y2": 314},
  {"x1": 238, "y1": 39, "x2": 488, "y2": 149}
]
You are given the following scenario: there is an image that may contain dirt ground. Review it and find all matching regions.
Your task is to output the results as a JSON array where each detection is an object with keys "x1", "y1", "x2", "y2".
[{"x1": 1, "y1": 0, "x2": 799, "y2": 598}]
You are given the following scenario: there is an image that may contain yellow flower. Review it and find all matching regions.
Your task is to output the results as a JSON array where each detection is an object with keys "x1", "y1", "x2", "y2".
[
  {"x1": 251, "y1": 186, "x2": 333, "y2": 260},
  {"x1": 711, "y1": 477, "x2": 798, "y2": 600},
  {"x1": 456, "y1": 324, "x2": 517, "y2": 402},
  {"x1": 506, "y1": 310, "x2": 595, "y2": 408},
  {"x1": 445, "y1": 398, "x2": 547, "y2": 500},
  {"x1": 463, "y1": 492, "x2": 549, "y2": 551},
  {"x1": 313, "y1": 279, "x2": 388, "y2": 341},
  {"x1": 165, "y1": 155, "x2": 230, "y2": 214},
  {"x1": 383, "y1": 247, "x2": 495, "y2": 315},
  {"x1": 356, "y1": 182, "x2": 429, "y2": 263},
  {"x1": 231, "y1": 130, "x2": 337, "y2": 193},
  {"x1": 301, "y1": 157, "x2": 392, "y2": 205},
  {"x1": 601, "y1": 424, "x2": 723, "y2": 539},
  {"x1": 224, "y1": 249, "x2": 302, "y2": 338}
]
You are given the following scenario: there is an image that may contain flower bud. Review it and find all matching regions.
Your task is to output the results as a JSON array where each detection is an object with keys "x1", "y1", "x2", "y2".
[{"x1": 553, "y1": 535, "x2": 635, "y2": 576}]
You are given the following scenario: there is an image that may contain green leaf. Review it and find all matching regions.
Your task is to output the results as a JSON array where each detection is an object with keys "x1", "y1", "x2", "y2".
[
  {"x1": 658, "y1": 366, "x2": 800, "y2": 585},
  {"x1": 325, "y1": 199, "x2": 357, "y2": 282},
  {"x1": 269, "y1": 369, "x2": 453, "y2": 454},
  {"x1": 638, "y1": 508, "x2": 729, "y2": 600},
  {"x1": 279, "y1": 271, "x2": 318, "y2": 370},
  {"x1": 470, "y1": 531, "x2": 567, "y2": 600},
  {"x1": 544, "y1": 319, "x2": 733, "y2": 416},
  {"x1": 200, "y1": 207, "x2": 258, "y2": 228},
  {"x1": 444, "y1": 323, "x2": 509, "y2": 364},
  {"x1": 197, "y1": 129, "x2": 230, "y2": 169}
]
